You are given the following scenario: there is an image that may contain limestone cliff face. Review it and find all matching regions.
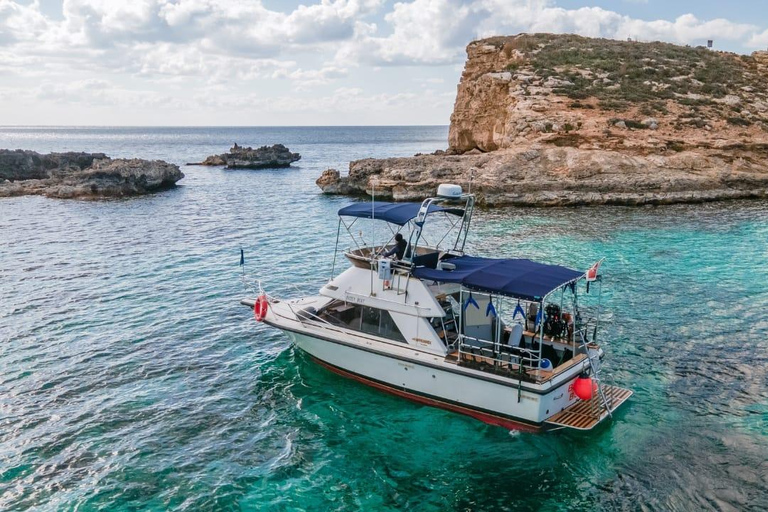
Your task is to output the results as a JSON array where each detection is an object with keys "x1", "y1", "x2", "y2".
[
  {"x1": 448, "y1": 34, "x2": 768, "y2": 153},
  {"x1": 319, "y1": 34, "x2": 768, "y2": 206},
  {"x1": 448, "y1": 41, "x2": 520, "y2": 152}
]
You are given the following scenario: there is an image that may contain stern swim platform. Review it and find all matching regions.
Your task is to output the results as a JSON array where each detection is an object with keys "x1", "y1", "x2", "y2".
[{"x1": 545, "y1": 384, "x2": 633, "y2": 430}]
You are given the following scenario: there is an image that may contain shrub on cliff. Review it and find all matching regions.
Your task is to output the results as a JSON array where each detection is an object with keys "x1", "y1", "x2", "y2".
[{"x1": 503, "y1": 34, "x2": 763, "y2": 113}]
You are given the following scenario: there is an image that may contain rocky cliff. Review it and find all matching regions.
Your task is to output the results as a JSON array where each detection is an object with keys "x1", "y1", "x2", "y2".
[
  {"x1": 0, "y1": 150, "x2": 184, "y2": 199},
  {"x1": 318, "y1": 34, "x2": 768, "y2": 206}
]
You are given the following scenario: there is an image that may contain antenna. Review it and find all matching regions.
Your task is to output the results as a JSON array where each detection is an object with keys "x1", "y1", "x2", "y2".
[
  {"x1": 371, "y1": 178, "x2": 376, "y2": 254},
  {"x1": 370, "y1": 177, "x2": 376, "y2": 295}
]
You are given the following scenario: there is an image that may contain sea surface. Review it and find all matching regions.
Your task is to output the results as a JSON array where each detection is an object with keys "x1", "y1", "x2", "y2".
[{"x1": 1, "y1": 126, "x2": 767, "y2": 511}]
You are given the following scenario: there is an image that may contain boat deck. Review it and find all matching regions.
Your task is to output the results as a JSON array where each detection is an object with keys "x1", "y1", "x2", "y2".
[
  {"x1": 545, "y1": 384, "x2": 633, "y2": 430},
  {"x1": 450, "y1": 350, "x2": 588, "y2": 385}
]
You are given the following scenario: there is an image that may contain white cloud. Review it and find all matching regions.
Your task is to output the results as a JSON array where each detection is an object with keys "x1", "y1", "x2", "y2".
[
  {"x1": 192, "y1": 85, "x2": 451, "y2": 115},
  {"x1": 134, "y1": 42, "x2": 297, "y2": 81},
  {"x1": 56, "y1": 0, "x2": 384, "y2": 50},
  {"x1": 748, "y1": 28, "x2": 768, "y2": 49},
  {"x1": 274, "y1": 66, "x2": 350, "y2": 90},
  {"x1": 2, "y1": 1, "x2": 763, "y2": 73},
  {"x1": 0, "y1": 0, "x2": 52, "y2": 43},
  {"x1": 0, "y1": 0, "x2": 767, "y2": 125},
  {"x1": 373, "y1": 0, "x2": 478, "y2": 64},
  {"x1": 347, "y1": 0, "x2": 759, "y2": 65},
  {"x1": 24, "y1": 78, "x2": 188, "y2": 110}
]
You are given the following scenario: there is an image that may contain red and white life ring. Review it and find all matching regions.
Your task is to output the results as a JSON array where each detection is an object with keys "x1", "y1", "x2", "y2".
[{"x1": 254, "y1": 294, "x2": 269, "y2": 322}]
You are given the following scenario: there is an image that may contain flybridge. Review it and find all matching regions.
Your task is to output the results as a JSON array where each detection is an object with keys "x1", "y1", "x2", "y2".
[
  {"x1": 338, "y1": 197, "x2": 586, "y2": 300},
  {"x1": 330, "y1": 184, "x2": 477, "y2": 278}
]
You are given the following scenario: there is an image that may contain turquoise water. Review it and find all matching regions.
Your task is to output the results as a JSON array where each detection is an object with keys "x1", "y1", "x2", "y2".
[{"x1": 1, "y1": 126, "x2": 767, "y2": 511}]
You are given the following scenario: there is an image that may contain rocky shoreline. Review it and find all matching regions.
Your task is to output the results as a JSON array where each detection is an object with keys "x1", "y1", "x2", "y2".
[
  {"x1": 0, "y1": 150, "x2": 184, "y2": 199},
  {"x1": 318, "y1": 34, "x2": 768, "y2": 206},
  {"x1": 190, "y1": 143, "x2": 300, "y2": 169},
  {"x1": 316, "y1": 143, "x2": 768, "y2": 206}
]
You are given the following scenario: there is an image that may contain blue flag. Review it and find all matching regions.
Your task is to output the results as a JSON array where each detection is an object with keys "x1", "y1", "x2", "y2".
[{"x1": 239, "y1": 248, "x2": 244, "y2": 266}]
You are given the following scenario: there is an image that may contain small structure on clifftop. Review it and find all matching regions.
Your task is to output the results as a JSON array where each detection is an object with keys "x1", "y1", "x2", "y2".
[{"x1": 195, "y1": 144, "x2": 301, "y2": 169}]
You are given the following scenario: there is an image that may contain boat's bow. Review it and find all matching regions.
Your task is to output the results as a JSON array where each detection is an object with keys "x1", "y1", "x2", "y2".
[{"x1": 241, "y1": 293, "x2": 331, "y2": 327}]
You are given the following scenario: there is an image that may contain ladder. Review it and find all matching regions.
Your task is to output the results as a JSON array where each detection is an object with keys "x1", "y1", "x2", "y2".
[{"x1": 578, "y1": 328, "x2": 613, "y2": 419}]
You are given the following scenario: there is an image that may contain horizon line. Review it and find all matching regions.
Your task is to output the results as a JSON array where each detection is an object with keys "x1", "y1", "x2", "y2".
[{"x1": 0, "y1": 124, "x2": 451, "y2": 129}]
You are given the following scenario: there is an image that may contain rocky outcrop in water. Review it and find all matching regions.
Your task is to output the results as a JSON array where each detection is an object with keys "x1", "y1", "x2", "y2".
[
  {"x1": 0, "y1": 150, "x2": 184, "y2": 199},
  {"x1": 316, "y1": 169, "x2": 360, "y2": 195},
  {"x1": 318, "y1": 34, "x2": 768, "y2": 206},
  {"x1": 194, "y1": 144, "x2": 301, "y2": 169}
]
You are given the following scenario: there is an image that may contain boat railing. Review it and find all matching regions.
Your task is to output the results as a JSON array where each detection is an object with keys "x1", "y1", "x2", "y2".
[
  {"x1": 344, "y1": 246, "x2": 410, "y2": 270},
  {"x1": 573, "y1": 318, "x2": 599, "y2": 347},
  {"x1": 343, "y1": 245, "x2": 444, "y2": 269},
  {"x1": 572, "y1": 318, "x2": 615, "y2": 419},
  {"x1": 457, "y1": 334, "x2": 543, "y2": 371},
  {"x1": 244, "y1": 275, "x2": 326, "y2": 303},
  {"x1": 243, "y1": 276, "x2": 344, "y2": 330},
  {"x1": 594, "y1": 372, "x2": 619, "y2": 416}
]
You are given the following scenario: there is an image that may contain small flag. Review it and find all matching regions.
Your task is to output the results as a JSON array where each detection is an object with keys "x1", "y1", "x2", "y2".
[
  {"x1": 239, "y1": 248, "x2": 245, "y2": 266},
  {"x1": 586, "y1": 259, "x2": 603, "y2": 282}
]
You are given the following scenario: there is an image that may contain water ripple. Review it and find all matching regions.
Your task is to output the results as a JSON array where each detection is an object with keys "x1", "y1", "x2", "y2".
[{"x1": 1, "y1": 127, "x2": 768, "y2": 511}]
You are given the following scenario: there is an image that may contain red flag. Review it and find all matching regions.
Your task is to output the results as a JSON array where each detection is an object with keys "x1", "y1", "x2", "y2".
[{"x1": 586, "y1": 259, "x2": 603, "y2": 282}]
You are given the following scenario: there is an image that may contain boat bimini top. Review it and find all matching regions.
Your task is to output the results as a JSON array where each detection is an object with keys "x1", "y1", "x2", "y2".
[
  {"x1": 413, "y1": 255, "x2": 585, "y2": 302},
  {"x1": 337, "y1": 201, "x2": 464, "y2": 226}
]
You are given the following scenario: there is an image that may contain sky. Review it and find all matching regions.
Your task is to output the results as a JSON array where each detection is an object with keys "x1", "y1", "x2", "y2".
[{"x1": 2, "y1": 0, "x2": 768, "y2": 126}]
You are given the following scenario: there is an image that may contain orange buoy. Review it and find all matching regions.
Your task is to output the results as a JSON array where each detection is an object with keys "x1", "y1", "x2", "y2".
[
  {"x1": 254, "y1": 294, "x2": 268, "y2": 322},
  {"x1": 573, "y1": 376, "x2": 597, "y2": 401}
]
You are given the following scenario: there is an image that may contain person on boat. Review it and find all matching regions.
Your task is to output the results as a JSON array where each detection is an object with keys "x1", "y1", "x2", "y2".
[{"x1": 383, "y1": 233, "x2": 407, "y2": 260}]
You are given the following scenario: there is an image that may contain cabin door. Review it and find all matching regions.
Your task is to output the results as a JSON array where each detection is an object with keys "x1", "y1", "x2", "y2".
[{"x1": 462, "y1": 294, "x2": 494, "y2": 342}]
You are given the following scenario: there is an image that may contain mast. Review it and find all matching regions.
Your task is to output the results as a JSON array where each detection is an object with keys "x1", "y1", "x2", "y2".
[{"x1": 370, "y1": 179, "x2": 376, "y2": 295}]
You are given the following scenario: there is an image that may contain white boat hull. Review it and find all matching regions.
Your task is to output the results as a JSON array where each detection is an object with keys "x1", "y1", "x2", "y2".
[{"x1": 283, "y1": 327, "x2": 581, "y2": 431}]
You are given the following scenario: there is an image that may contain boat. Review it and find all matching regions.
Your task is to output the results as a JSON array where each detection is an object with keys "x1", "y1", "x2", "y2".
[{"x1": 241, "y1": 184, "x2": 632, "y2": 432}]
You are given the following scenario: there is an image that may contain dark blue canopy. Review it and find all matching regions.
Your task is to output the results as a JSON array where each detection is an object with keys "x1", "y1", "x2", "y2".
[
  {"x1": 338, "y1": 201, "x2": 464, "y2": 226},
  {"x1": 413, "y1": 256, "x2": 584, "y2": 301}
]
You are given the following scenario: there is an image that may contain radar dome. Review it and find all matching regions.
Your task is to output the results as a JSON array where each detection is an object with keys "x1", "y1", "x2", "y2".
[{"x1": 437, "y1": 184, "x2": 462, "y2": 200}]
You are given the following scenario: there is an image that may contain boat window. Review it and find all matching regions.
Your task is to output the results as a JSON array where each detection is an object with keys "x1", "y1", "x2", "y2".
[
  {"x1": 379, "y1": 308, "x2": 406, "y2": 342},
  {"x1": 361, "y1": 306, "x2": 380, "y2": 336},
  {"x1": 360, "y1": 306, "x2": 406, "y2": 342},
  {"x1": 319, "y1": 302, "x2": 406, "y2": 343}
]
